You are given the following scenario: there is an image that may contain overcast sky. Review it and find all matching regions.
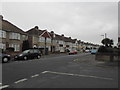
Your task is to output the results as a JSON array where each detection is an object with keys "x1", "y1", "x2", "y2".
[{"x1": 1, "y1": 0, "x2": 119, "y2": 45}]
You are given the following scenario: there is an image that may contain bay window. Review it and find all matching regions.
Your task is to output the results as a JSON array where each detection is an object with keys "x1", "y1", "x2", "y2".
[
  {"x1": 9, "y1": 44, "x2": 20, "y2": 51},
  {"x1": 0, "y1": 43, "x2": 6, "y2": 50},
  {"x1": 39, "y1": 37, "x2": 45, "y2": 42},
  {"x1": 9, "y1": 32, "x2": 20, "y2": 40},
  {"x1": 0, "y1": 30, "x2": 6, "y2": 38}
]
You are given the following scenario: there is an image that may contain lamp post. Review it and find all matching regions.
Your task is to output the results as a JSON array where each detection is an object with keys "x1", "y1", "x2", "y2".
[
  {"x1": 44, "y1": 37, "x2": 47, "y2": 55},
  {"x1": 51, "y1": 31, "x2": 55, "y2": 53},
  {"x1": 101, "y1": 33, "x2": 107, "y2": 39},
  {"x1": 105, "y1": 33, "x2": 107, "y2": 38},
  {"x1": 101, "y1": 35, "x2": 104, "y2": 39}
]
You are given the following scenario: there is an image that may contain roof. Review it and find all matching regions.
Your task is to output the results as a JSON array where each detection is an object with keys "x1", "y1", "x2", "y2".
[
  {"x1": 26, "y1": 27, "x2": 44, "y2": 36},
  {"x1": 26, "y1": 26, "x2": 51, "y2": 38},
  {"x1": 54, "y1": 34, "x2": 64, "y2": 40},
  {"x1": 64, "y1": 37, "x2": 73, "y2": 42},
  {"x1": 0, "y1": 18, "x2": 27, "y2": 35}
]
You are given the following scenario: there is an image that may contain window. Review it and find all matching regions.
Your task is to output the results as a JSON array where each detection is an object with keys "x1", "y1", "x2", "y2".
[
  {"x1": 9, "y1": 44, "x2": 20, "y2": 51},
  {"x1": 9, "y1": 32, "x2": 20, "y2": 40},
  {"x1": 22, "y1": 35, "x2": 27, "y2": 40},
  {"x1": 53, "y1": 40, "x2": 57, "y2": 44},
  {"x1": 46, "y1": 38, "x2": 51, "y2": 43},
  {"x1": 59, "y1": 40, "x2": 64, "y2": 44},
  {"x1": 0, "y1": 43, "x2": 6, "y2": 50},
  {"x1": 0, "y1": 30, "x2": 6, "y2": 38},
  {"x1": 39, "y1": 37, "x2": 45, "y2": 42},
  {"x1": 48, "y1": 46, "x2": 51, "y2": 51}
]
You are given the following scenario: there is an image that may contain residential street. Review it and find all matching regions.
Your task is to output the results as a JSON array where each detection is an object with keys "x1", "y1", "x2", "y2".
[{"x1": 2, "y1": 53, "x2": 118, "y2": 88}]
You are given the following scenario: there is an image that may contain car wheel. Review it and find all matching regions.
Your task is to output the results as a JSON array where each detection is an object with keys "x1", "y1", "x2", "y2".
[
  {"x1": 2, "y1": 57, "x2": 9, "y2": 63},
  {"x1": 37, "y1": 55, "x2": 41, "y2": 59},
  {"x1": 24, "y1": 56, "x2": 28, "y2": 60}
]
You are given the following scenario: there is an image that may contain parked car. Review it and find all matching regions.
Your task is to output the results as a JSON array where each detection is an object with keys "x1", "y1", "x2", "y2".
[
  {"x1": 85, "y1": 49, "x2": 90, "y2": 53},
  {"x1": 90, "y1": 49, "x2": 98, "y2": 54},
  {"x1": 69, "y1": 50, "x2": 78, "y2": 55},
  {"x1": 14, "y1": 49, "x2": 41, "y2": 60},
  {"x1": 0, "y1": 53, "x2": 11, "y2": 63}
]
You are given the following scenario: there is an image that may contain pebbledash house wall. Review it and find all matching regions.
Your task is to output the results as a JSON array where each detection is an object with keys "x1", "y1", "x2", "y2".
[{"x1": 0, "y1": 15, "x2": 28, "y2": 52}]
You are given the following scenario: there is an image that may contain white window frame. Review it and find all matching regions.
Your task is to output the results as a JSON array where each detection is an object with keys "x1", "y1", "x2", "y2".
[
  {"x1": 0, "y1": 43, "x2": 6, "y2": 50},
  {"x1": 0, "y1": 30, "x2": 6, "y2": 38},
  {"x1": 9, "y1": 32, "x2": 20, "y2": 40},
  {"x1": 9, "y1": 44, "x2": 20, "y2": 51},
  {"x1": 39, "y1": 36, "x2": 45, "y2": 42},
  {"x1": 59, "y1": 40, "x2": 64, "y2": 44},
  {"x1": 22, "y1": 35, "x2": 26, "y2": 40},
  {"x1": 46, "y1": 38, "x2": 51, "y2": 43}
]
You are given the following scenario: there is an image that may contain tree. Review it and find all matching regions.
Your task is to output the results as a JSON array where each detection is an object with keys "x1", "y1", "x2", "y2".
[
  {"x1": 101, "y1": 38, "x2": 114, "y2": 47},
  {"x1": 109, "y1": 39, "x2": 114, "y2": 47},
  {"x1": 22, "y1": 40, "x2": 30, "y2": 51}
]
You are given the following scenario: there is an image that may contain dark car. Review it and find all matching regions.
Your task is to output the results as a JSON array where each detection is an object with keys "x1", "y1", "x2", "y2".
[
  {"x1": 14, "y1": 49, "x2": 41, "y2": 60},
  {"x1": 0, "y1": 53, "x2": 11, "y2": 63}
]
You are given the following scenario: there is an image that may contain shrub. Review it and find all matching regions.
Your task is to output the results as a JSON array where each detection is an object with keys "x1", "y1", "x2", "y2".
[
  {"x1": 98, "y1": 46, "x2": 113, "y2": 53},
  {"x1": 97, "y1": 46, "x2": 106, "y2": 53}
]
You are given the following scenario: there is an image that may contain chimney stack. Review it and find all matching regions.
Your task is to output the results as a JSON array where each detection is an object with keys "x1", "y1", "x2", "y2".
[
  {"x1": 61, "y1": 34, "x2": 64, "y2": 37},
  {"x1": 34, "y1": 26, "x2": 39, "y2": 29},
  {"x1": 51, "y1": 31, "x2": 54, "y2": 34},
  {"x1": 0, "y1": 15, "x2": 3, "y2": 20}
]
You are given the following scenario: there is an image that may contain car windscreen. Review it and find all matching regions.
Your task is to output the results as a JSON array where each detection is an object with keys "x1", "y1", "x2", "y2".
[{"x1": 22, "y1": 50, "x2": 30, "y2": 54}]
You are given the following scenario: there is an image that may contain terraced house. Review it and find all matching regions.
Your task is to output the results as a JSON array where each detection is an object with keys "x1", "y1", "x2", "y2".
[
  {"x1": 27, "y1": 26, "x2": 53, "y2": 54},
  {"x1": 27, "y1": 27, "x2": 77, "y2": 54},
  {"x1": 0, "y1": 15, "x2": 28, "y2": 52},
  {"x1": 1, "y1": 16, "x2": 99, "y2": 54},
  {"x1": 26, "y1": 26, "x2": 99, "y2": 54}
]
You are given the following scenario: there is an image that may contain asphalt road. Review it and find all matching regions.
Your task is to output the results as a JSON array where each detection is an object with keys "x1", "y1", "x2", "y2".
[{"x1": 1, "y1": 53, "x2": 118, "y2": 89}]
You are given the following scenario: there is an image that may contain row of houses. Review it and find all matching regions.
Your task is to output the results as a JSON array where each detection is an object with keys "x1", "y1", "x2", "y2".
[{"x1": 0, "y1": 15, "x2": 99, "y2": 54}]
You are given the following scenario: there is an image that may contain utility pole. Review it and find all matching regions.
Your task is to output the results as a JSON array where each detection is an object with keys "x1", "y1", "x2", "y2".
[
  {"x1": 101, "y1": 33, "x2": 107, "y2": 39},
  {"x1": 101, "y1": 35, "x2": 104, "y2": 39},
  {"x1": 105, "y1": 33, "x2": 107, "y2": 38}
]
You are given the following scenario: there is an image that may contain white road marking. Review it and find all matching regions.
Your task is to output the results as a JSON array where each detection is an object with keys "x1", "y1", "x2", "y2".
[
  {"x1": 0, "y1": 83, "x2": 2, "y2": 85},
  {"x1": 42, "y1": 71, "x2": 114, "y2": 81},
  {"x1": 0, "y1": 85, "x2": 9, "y2": 89},
  {"x1": 73, "y1": 59, "x2": 79, "y2": 61},
  {"x1": 31, "y1": 74, "x2": 39, "y2": 78},
  {"x1": 14, "y1": 78, "x2": 27, "y2": 84},
  {"x1": 42, "y1": 71, "x2": 50, "y2": 74}
]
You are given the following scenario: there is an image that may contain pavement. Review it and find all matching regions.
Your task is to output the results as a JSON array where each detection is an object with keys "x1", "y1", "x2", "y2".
[{"x1": 41, "y1": 52, "x2": 68, "y2": 58}]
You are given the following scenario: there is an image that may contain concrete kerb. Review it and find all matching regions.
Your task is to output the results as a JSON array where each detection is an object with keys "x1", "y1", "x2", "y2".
[{"x1": 41, "y1": 53, "x2": 68, "y2": 58}]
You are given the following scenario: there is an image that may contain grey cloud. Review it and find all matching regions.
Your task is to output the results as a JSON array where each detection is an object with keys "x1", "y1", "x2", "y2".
[{"x1": 2, "y1": 2, "x2": 118, "y2": 45}]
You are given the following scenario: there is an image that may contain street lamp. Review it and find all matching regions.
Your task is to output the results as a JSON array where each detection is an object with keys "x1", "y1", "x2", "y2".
[
  {"x1": 101, "y1": 33, "x2": 107, "y2": 39},
  {"x1": 101, "y1": 35, "x2": 104, "y2": 39},
  {"x1": 44, "y1": 37, "x2": 47, "y2": 55},
  {"x1": 50, "y1": 31, "x2": 55, "y2": 53}
]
